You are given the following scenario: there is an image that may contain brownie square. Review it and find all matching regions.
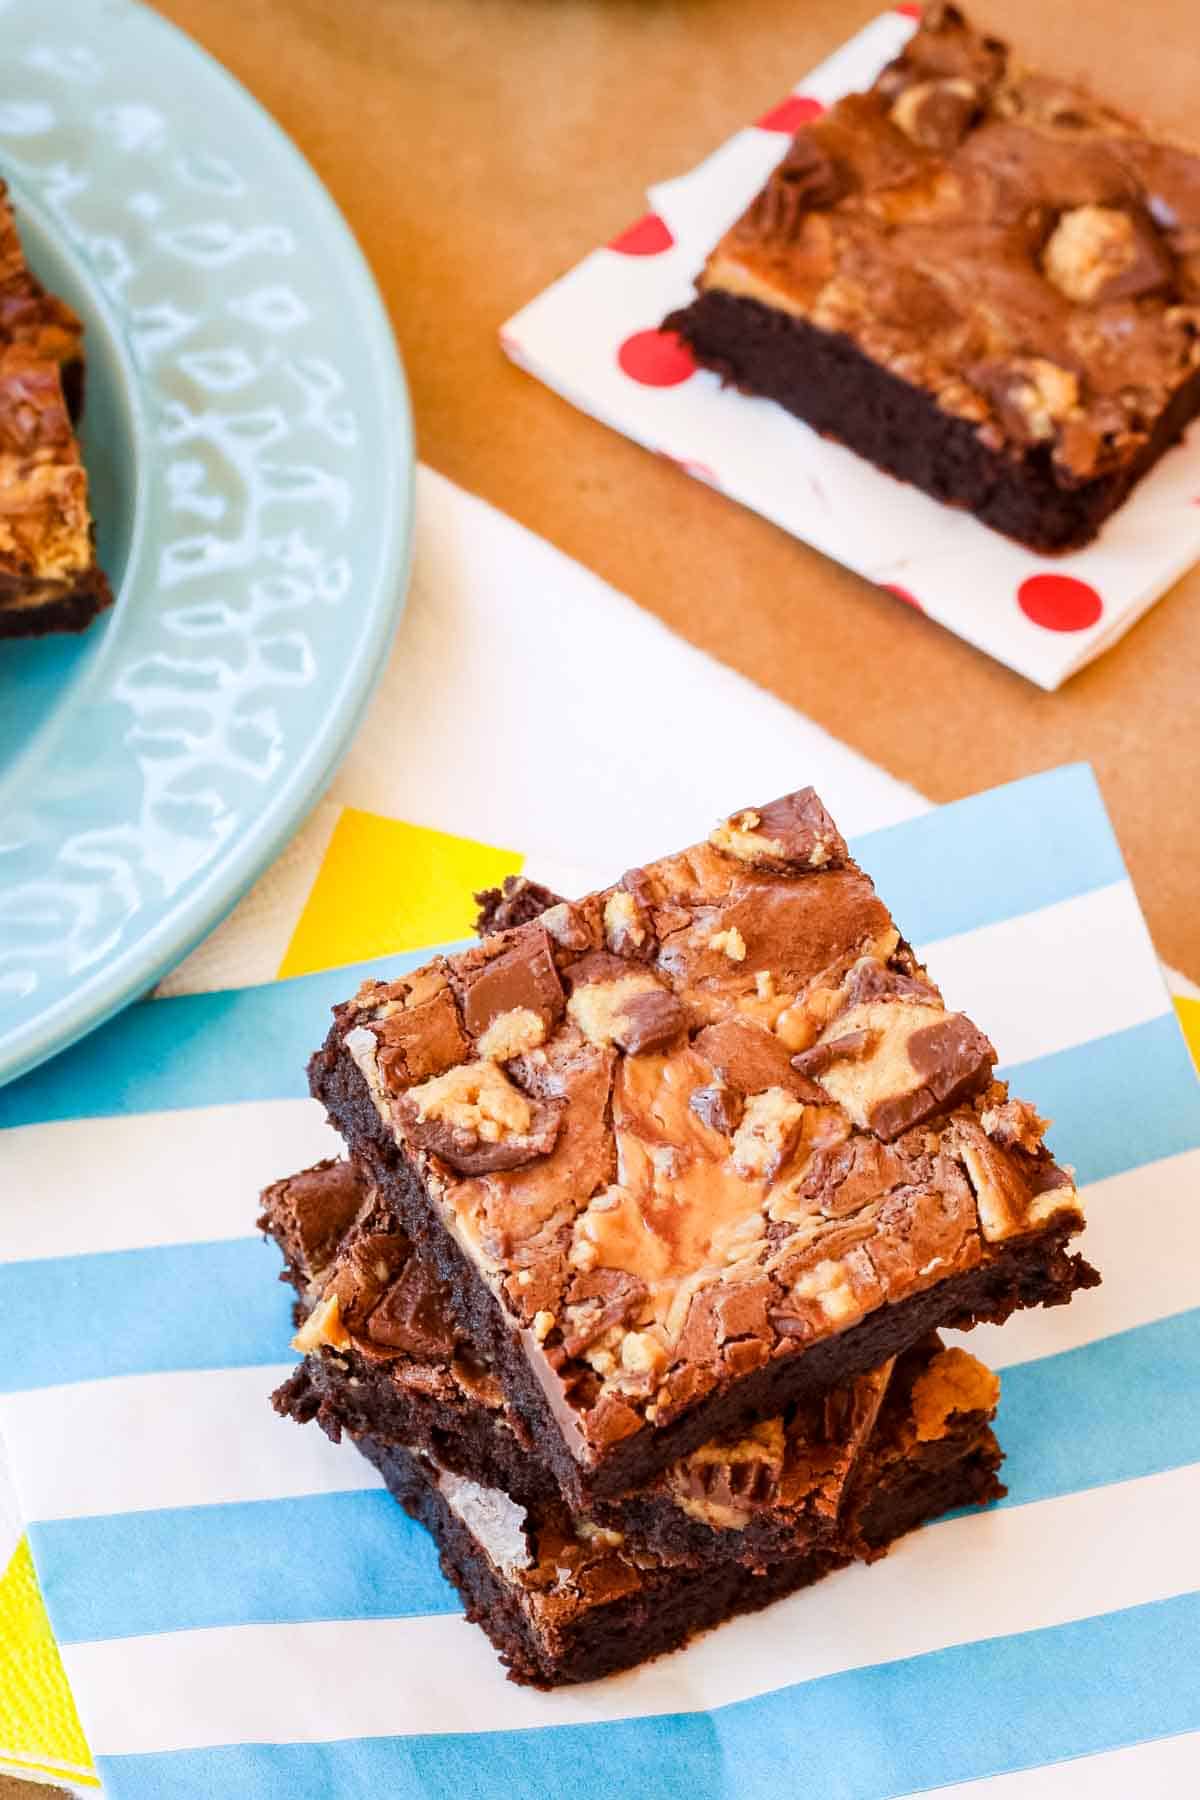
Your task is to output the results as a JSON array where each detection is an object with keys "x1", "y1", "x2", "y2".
[
  {"x1": 309, "y1": 785, "x2": 1095, "y2": 1507},
  {"x1": 266, "y1": 1158, "x2": 1004, "y2": 1686},
  {"x1": 664, "y1": 4, "x2": 1200, "y2": 553}
]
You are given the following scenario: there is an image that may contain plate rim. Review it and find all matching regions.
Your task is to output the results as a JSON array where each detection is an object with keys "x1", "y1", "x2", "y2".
[{"x1": 0, "y1": 0, "x2": 416, "y2": 1088}]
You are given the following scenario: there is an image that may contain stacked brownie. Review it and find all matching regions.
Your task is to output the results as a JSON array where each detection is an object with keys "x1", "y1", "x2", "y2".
[
  {"x1": 665, "y1": 4, "x2": 1200, "y2": 552},
  {"x1": 0, "y1": 183, "x2": 111, "y2": 639},
  {"x1": 264, "y1": 787, "x2": 1098, "y2": 1686}
]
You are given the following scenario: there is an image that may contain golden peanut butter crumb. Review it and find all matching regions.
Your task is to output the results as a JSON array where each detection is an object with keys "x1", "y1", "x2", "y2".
[
  {"x1": 619, "y1": 1330, "x2": 669, "y2": 1376},
  {"x1": 576, "y1": 1520, "x2": 624, "y2": 1548},
  {"x1": 911, "y1": 1348, "x2": 1000, "y2": 1442},
  {"x1": 709, "y1": 810, "x2": 787, "y2": 866},
  {"x1": 476, "y1": 1006, "x2": 547, "y2": 1063},
  {"x1": 409, "y1": 1060, "x2": 531, "y2": 1142},
  {"x1": 788, "y1": 1257, "x2": 862, "y2": 1325},
  {"x1": 604, "y1": 889, "x2": 646, "y2": 950},
  {"x1": 1042, "y1": 204, "x2": 1138, "y2": 304},
  {"x1": 567, "y1": 972, "x2": 661, "y2": 1047},
  {"x1": 708, "y1": 926, "x2": 747, "y2": 962},
  {"x1": 533, "y1": 1310, "x2": 556, "y2": 1343},
  {"x1": 292, "y1": 1293, "x2": 350, "y2": 1354},
  {"x1": 731, "y1": 1087, "x2": 805, "y2": 1179}
]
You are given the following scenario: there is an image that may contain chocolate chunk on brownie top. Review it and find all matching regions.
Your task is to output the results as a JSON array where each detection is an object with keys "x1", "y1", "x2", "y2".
[
  {"x1": 266, "y1": 1155, "x2": 1002, "y2": 1572},
  {"x1": 665, "y1": 4, "x2": 1200, "y2": 552},
  {"x1": 310, "y1": 785, "x2": 1095, "y2": 1505}
]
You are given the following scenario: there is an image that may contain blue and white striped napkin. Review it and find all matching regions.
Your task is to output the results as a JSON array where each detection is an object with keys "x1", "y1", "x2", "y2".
[{"x1": 2, "y1": 763, "x2": 1198, "y2": 1798}]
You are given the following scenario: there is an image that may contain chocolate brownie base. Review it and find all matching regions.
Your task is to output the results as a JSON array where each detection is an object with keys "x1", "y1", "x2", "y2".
[
  {"x1": 274, "y1": 1350, "x2": 556, "y2": 1508},
  {"x1": 665, "y1": 289, "x2": 1200, "y2": 554},
  {"x1": 313, "y1": 1040, "x2": 1089, "y2": 1509},
  {"x1": 0, "y1": 556, "x2": 111, "y2": 638},
  {"x1": 355, "y1": 1421, "x2": 1003, "y2": 1687},
  {"x1": 267, "y1": 1158, "x2": 1003, "y2": 1572}
]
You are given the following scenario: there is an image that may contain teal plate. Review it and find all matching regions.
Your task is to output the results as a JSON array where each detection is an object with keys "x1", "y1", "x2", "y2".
[{"x1": 0, "y1": 0, "x2": 413, "y2": 1086}]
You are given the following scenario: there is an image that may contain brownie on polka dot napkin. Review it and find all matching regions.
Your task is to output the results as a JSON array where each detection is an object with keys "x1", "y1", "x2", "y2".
[
  {"x1": 667, "y1": 4, "x2": 1200, "y2": 555},
  {"x1": 501, "y1": 6, "x2": 1200, "y2": 689}
]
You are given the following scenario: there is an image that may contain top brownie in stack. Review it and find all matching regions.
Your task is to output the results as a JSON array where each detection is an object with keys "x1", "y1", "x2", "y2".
[
  {"x1": 665, "y1": 4, "x2": 1200, "y2": 552},
  {"x1": 310, "y1": 786, "x2": 1096, "y2": 1507}
]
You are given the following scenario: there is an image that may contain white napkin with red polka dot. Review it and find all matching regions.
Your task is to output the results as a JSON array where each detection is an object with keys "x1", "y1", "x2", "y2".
[{"x1": 501, "y1": 8, "x2": 1200, "y2": 691}]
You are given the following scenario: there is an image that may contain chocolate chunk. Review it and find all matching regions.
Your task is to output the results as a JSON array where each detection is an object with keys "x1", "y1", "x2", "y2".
[
  {"x1": 580, "y1": 1391, "x2": 644, "y2": 1451},
  {"x1": 561, "y1": 1269, "x2": 649, "y2": 1357},
  {"x1": 890, "y1": 77, "x2": 980, "y2": 153},
  {"x1": 604, "y1": 882, "x2": 657, "y2": 960},
  {"x1": 839, "y1": 962, "x2": 941, "y2": 1010},
  {"x1": 367, "y1": 1257, "x2": 458, "y2": 1357},
  {"x1": 257, "y1": 1159, "x2": 366, "y2": 1283},
  {"x1": 676, "y1": 1278, "x2": 774, "y2": 1368},
  {"x1": 799, "y1": 1136, "x2": 913, "y2": 1218},
  {"x1": 563, "y1": 950, "x2": 631, "y2": 992},
  {"x1": 396, "y1": 1085, "x2": 566, "y2": 1176},
  {"x1": 907, "y1": 1014, "x2": 995, "y2": 1098},
  {"x1": 375, "y1": 985, "x2": 469, "y2": 1091},
  {"x1": 969, "y1": 357, "x2": 1079, "y2": 449},
  {"x1": 879, "y1": 3, "x2": 1007, "y2": 97},
  {"x1": 540, "y1": 900, "x2": 597, "y2": 952},
  {"x1": 459, "y1": 926, "x2": 565, "y2": 1041},
  {"x1": 326, "y1": 1232, "x2": 406, "y2": 1330},
  {"x1": 756, "y1": 789, "x2": 848, "y2": 870},
  {"x1": 791, "y1": 1028, "x2": 876, "y2": 1080},
  {"x1": 710, "y1": 787, "x2": 849, "y2": 874},
  {"x1": 869, "y1": 1014, "x2": 995, "y2": 1141},
  {"x1": 619, "y1": 988, "x2": 691, "y2": 1055},
  {"x1": 689, "y1": 1080, "x2": 744, "y2": 1135},
  {"x1": 776, "y1": 133, "x2": 851, "y2": 214},
  {"x1": 695, "y1": 1018, "x2": 822, "y2": 1101},
  {"x1": 474, "y1": 875, "x2": 566, "y2": 936}
]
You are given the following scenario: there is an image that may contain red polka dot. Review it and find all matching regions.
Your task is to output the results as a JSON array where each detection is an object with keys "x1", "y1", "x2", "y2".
[
  {"x1": 608, "y1": 213, "x2": 675, "y2": 256},
  {"x1": 756, "y1": 95, "x2": 826, "y2": 134},
  {"x1": 894, "y1": 3, "x2": 923, "y2": 18},
  {"x1": 1017, "y1": 573, "x2": 1104, "y2": 633},
  {"x1": 617, "y1": 329, "x2": 696, "y2": 387},
  {"x1": 884, "y1": 583, "x2": 924, "y2": 612}
]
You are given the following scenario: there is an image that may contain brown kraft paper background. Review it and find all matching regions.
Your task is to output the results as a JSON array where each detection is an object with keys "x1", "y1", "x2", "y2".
[{"x1": 151, "y1": 0, "x2": 1200, "y2": 977}]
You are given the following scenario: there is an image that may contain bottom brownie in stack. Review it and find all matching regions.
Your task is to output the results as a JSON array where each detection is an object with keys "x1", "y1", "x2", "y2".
[{"x1": 262, "y1": 1157, "x2": 1005, "y2": 1687}]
